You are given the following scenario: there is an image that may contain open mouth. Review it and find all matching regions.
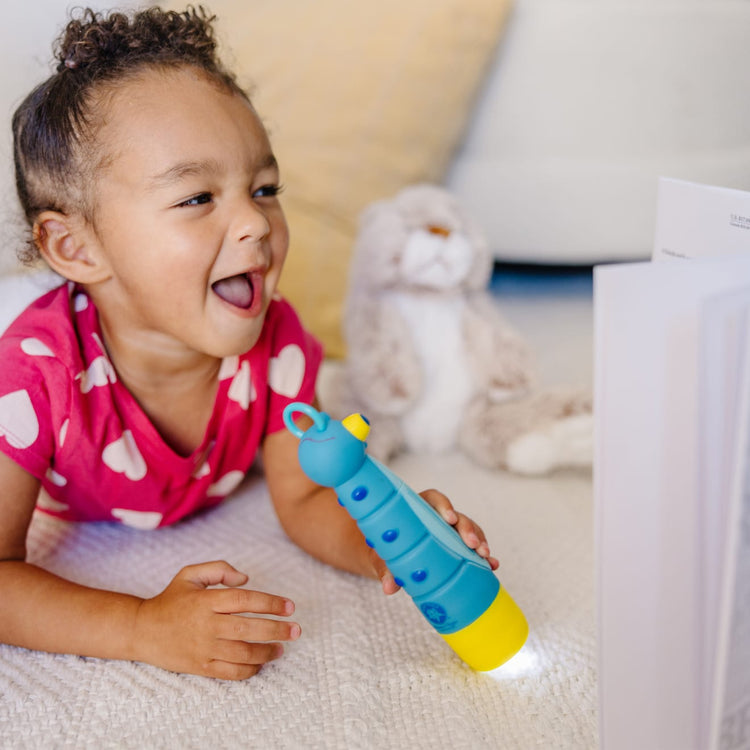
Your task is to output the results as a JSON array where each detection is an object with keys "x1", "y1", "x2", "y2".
[{"x1": 212, "y1": 272, "x2": 258, "y2": 310}]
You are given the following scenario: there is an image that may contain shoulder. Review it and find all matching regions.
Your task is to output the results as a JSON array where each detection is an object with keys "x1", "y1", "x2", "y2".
[
  {"x1": 0, "y1": 283, "x2": 91, "y2": 394},
  {"x1": 0, "y1": 283, "x2": 74, "y2": 359},
  {"x1": 0, "y1": 284, "x2": 80, "y2": 473},
  {"x1": 2, "y1": 282, "x2": 75, "y2": 344}
]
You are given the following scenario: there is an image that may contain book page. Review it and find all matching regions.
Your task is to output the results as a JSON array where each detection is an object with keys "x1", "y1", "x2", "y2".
[
  {"x1": 717, "y1": 441, "x2": 750, "y2": 750},
  {"x1": 698, "y1": 292, "x2": 750, "y2": 749},
  {"x1": 595, "y1": 258, "x2": 750, "y2": 750},
  {"x1": 652, "y1": 178, "x2": 750, "y2": 262},
  {"x1": 713, "y1": 319, "x2": 750, "y2": 750}
]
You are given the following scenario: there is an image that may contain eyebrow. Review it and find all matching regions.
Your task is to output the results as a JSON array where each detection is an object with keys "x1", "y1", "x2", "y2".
[{"x1": 146, "y1": 153, "x2": 279, "y2": 190}]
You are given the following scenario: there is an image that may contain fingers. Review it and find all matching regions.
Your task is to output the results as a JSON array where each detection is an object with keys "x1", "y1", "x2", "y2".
[
  {"x1": 208, "y1": 586, "x2": 296, "y2": 617},
  {"x1": 203, "y1": 614, "x2": 301, "y2": 680},
  {"x1": 176, "y1": 560, "x2": 249, "y2": 589},
  {"x1": 369, "y1": 547, "x2": 401, "y2": 595},
  {"x1": 380, "y1": 569, "x2": 400, "y2": 596},
  {"x1": 139, "y1": 563, "x2": 304, "y2": 680},
  {"x1": 206, "y1": 661, "x2": 262, "y2": 681},
  {"x1": 212, "y1": 638, "x2": 285, "y2": 667},
  {"x1": 419, "y1": 489, "x2": 499, "y2": 570},
  {"x1": 419, "y1": 488, "x2": 458, "y2": 525},
  {"x1": 216, "y1": 613, "x2": 301, "y2": 644},
  {"x1": 172, "y1": 561, "x2": 297, "y2": 617},
  {"x1": 454, "y1": 514, "x2": 499, "y2": 569}
]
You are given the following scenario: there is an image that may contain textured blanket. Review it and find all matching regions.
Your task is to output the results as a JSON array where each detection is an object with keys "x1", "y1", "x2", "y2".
[{"x1": 0, "y1": 452, "x2": 596, "y2": 749}]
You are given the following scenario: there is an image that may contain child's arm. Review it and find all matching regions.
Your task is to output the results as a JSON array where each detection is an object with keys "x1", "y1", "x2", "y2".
[
  {"x1": 262, "y1": 424, "x2": 499, "y2": 592},
  {"x1": 0, "y1": 452, "x2": 300, "y2": 680}
]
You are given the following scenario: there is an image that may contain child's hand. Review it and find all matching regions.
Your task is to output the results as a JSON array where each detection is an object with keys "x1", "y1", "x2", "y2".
[
  {"x1": 133, "y1": 560, "x2": 300, "y2": 680},
  {"x1": 373, "y1": 489, "x2": 499, "y2": 595}
]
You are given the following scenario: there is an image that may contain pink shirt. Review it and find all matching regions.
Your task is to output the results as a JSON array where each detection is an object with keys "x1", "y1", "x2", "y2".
[{"x1": 0, "y1": 283, "x2": 322, "y2": 528}]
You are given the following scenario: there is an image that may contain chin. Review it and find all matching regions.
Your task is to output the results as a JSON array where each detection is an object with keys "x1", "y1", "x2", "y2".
[{"x1": 213, "y1": 328, "x2": 264, "y2": 359}]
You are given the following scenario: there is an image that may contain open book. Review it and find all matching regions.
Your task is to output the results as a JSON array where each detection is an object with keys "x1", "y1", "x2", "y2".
[{"x1": 595, "y1": 178, "x2": 750, "y2": 750}]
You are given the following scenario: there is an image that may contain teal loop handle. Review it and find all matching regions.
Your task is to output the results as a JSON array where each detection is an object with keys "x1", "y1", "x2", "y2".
[{"x1": 283, "y1": 402, "x2": 329, "y2": 439}]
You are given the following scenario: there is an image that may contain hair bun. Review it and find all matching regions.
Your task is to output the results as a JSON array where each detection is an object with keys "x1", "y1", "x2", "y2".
[
  {"x1": 54, "y1": 6, "x2": 218, "y2": 74},
  {"x1": 55, "y1": 9, "x2": 130, "y2": 73}
]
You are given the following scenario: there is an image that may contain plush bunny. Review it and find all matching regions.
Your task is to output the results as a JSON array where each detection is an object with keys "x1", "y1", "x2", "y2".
[{"x1": 329, "y1": 184, "x2": 592, "y2": 475}]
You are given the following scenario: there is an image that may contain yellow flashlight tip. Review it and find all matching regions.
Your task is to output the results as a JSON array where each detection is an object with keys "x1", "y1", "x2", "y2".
[{"x1": 342, "y1": 413, "x2": 371, "y2": 442}]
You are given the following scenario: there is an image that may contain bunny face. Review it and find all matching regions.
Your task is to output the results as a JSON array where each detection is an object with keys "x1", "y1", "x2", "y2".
[
  {"x1": 399, "y1": 227, "x2": 474, "y2": 290},
  {"x1": 348, "y1": 184, "x2": 493, "y2": 295}
]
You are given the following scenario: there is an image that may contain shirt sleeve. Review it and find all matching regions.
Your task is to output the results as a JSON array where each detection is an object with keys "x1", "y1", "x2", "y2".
[
  {"x1": 262, "y1": 298, "x2": 324, "y2": 435},
  {"x1": 0, "y1": 334, "x2": 60, "y2": 481}
]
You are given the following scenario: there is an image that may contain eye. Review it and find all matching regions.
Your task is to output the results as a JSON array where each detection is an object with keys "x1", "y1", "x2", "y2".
[
  {"x1": 178, "y1": 192, "x2": 213, "y2": 208},
  {"x1": 253, "y1": 184, "x2": 284, "y2": 199}
]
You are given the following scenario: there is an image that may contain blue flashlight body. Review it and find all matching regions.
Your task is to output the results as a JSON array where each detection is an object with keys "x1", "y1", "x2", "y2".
[{"x1": 283, "y1": 402, "x2": 528, "y2": 670}]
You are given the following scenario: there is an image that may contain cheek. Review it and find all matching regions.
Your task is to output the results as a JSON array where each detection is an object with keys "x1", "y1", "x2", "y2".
[
  {"x1": 131, "y1": 225, "x2": 213, "y2": 279},
  {"x1": 115, "y1": 245, "x2": 199, "y2": 305},
  {"x1": 121, "y1": 248, "x2": 188, "y2": 288},
  {"x1": 271, "y1": 215, "x2": 290, "y2": 268}
]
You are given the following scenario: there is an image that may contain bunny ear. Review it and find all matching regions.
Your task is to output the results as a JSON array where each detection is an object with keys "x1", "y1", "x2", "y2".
[
  {"x1": 464, "y1": 230, "x2": 494, "y2": 290},
  {"x1": 451, "y1": 193, "x2": 494, "y2": 291}
]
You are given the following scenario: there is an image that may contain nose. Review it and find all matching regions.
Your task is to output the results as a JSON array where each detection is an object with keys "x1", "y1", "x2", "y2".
[
  {"x1": 427, "y1": 224, "x2": 451, "y2": 238},
  {"x1": 233, "y1": 196, "x2": 271, "y2": 244}
]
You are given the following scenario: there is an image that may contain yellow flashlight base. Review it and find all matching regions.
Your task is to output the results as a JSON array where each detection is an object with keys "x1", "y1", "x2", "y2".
[{"x1": 441, "y1": 586, "x2": 529, "y2": 671}]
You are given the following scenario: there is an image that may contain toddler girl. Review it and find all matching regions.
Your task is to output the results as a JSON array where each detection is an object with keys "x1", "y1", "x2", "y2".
[{"x1": 0, "y1": 6, "x2": 497, "y2": 680}]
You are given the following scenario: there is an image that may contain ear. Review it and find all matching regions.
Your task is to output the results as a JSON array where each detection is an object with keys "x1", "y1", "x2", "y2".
[{"x1": 33, "y1": 211, "x2": 112, "y2": 285}]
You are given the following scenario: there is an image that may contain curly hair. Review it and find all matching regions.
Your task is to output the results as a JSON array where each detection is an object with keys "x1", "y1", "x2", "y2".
[{"x1": 12, "y1": 5, "x2": 247, "y2": 263}]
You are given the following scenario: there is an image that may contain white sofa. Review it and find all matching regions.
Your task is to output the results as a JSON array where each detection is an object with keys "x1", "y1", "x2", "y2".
[{"x1": 447, "y1": 0, "x2": 750, "y2": 265}]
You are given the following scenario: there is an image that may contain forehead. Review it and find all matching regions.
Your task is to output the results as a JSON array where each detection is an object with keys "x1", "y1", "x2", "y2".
[{"x1": 95, "y1": 66, "x2": 271, "y2": 178}]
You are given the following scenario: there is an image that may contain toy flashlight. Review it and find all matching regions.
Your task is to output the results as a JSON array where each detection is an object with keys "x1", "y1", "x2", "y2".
[{"x1": 283, "y1": 402, "x2": 528, "y2": 671}]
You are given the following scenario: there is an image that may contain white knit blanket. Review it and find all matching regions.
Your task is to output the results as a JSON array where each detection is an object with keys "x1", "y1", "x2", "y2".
[{"x1": 0, "y1": 452, "x2": 597, "y2": 749}]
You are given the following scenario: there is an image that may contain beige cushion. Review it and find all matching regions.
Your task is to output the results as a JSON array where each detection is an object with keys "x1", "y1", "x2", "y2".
[{"x1": 183, "y1": 0, "x2": 513, "y2": 356}]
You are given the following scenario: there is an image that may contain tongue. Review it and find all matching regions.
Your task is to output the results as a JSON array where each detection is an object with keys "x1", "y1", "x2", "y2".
[{"x1": 212, "y1": 274, "x2": 254, "y2": 309}]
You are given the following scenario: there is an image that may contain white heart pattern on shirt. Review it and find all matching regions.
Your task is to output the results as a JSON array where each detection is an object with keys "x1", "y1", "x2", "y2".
[
  {"x1": 20, "y1": 338, "x2": 55, "y2": 357},
  {"x1": 59, "y1": 419, "x2": 69, "y2": 448},
  {"x1": 268, "y1": 344, "x2": 305, "y2": 398},
  {"x1": 207, "y1": 470, "x2": 245, "y2": 497},
  {"x1": 78, "y1": 356, "x2": 117, "y2": 394},
  {"x1": 193, "y1": 461, "x2": 211, "y2": 479},
  {"x1": 74, "y1": 293, "x2": 89, "y2": 312},
  {"x1": 228, "y1": 360, "x2": 255, "y2": 410},
  {"x1": 218, "y1": 355, "x2": 239, "y2": 381},
  {"x1": 0, "y1": 389, "x2": 39, "y2": 449},
  {"x1": 102, "y1": 430, "x2": 147, "y2": 481},
  {"x1": 45, "y1": 468, "x2": 67, "y2": 487},
  {"x1": 111, "y1": 508, "x2": 163, "y2": 529}
]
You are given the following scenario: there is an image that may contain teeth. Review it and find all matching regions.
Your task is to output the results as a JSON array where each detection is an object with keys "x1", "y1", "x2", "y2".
[{"x1": 212, "y1": 273, "x2": 254, "y2": 309}]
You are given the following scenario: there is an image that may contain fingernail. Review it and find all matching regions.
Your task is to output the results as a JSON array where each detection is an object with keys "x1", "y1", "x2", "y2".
[
  {"x1": 284, "y1": 599, "x2": 295, "y2": 615},
  {"x1": 289, "y1": 623, "x2": 301, "y2": 640},
  {"x1": 381, "y1": 572, "x2": 399, "y2": 595}
]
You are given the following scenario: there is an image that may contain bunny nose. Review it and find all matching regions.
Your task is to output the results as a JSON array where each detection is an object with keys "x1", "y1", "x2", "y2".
[{"x1": 427, "y1": 225, "x2": 451, "y2": 238}]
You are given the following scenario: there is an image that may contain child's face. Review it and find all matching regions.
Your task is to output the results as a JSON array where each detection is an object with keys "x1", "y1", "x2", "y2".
[{"x1": 83, "y1": 66, "x2": 290, "y2": 360}]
